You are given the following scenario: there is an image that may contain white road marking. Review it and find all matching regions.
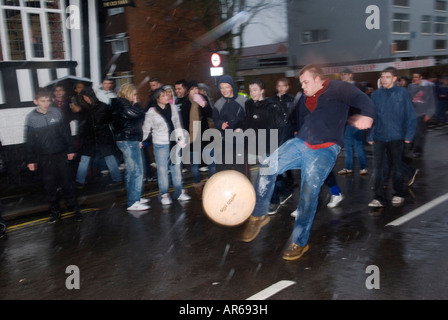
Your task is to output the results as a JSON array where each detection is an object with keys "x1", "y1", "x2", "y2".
[
  {"x1": 386, "y1": 192, "x2": 448, "y2": 226},
  {"x1": 246, "y1": 280, "x2": 296, "y2": 300}
]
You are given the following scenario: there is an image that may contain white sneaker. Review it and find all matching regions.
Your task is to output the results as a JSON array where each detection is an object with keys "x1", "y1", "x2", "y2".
[
  {"x1": 338, "y1": 168, "x2": 353, "y2": 175},
  {"x1": 368, "y1": 199, "x2": 383, "y2": 207},
  {"x1": 140, "y1": 198, "x2": 150, "y2": 204},
  {"x1": 177, "y1": 190, "x2": 191, "y2": 201},
  {"x1": 290, "y1": 208, "x2": 299, "y2": 218},
  {"x1": 127, "y1": 201, "x2": 150, "y2": 211},
  {"x1": 327, "y1": 194, "x2": 343, "y2": 208},
  {"x1": 161, "y1": 194, "x2": 172, "y2": 205},
  {"x1": 391, "y1": 196, "x2": 404, "y2": 207}
]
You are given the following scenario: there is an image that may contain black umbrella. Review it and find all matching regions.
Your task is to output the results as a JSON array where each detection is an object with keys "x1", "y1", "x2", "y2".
[{"x1": 45, "y1": 75, "x2": 93, "y2": 98}]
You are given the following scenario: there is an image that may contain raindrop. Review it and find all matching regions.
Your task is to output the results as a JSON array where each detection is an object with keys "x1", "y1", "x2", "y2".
[
  {"x1": 224, "y1": 268, "x2": 235, "y2": 283},
  {"x1": 219, "y1": 243, "x2": 230, "y2": 267}
]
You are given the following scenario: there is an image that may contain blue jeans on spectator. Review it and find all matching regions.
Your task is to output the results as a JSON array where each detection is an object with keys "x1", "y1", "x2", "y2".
[
  {"x1": 343, "y1": 125, "x2": 367, "y2": 170},
  {"x1": 190, "y1": 149, "x2": 216, "y2": 183},
  {"x1": 76, "y1": 154, "x2": 122, "y2": 184},
  {"x1": 252, "y1": 137, "x2": 340, "y2": 246},
  {"x1": 154, "y1": 143, "x2": 184, "y2": 200},
  {"x1": 116, "y1": 141, "x2": 144, "y2": 208}
]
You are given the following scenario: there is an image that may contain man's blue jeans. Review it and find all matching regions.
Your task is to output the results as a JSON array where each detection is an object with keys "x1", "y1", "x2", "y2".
[
  {"x1": 252, "y1": 137, "x2": 340, "y2": 247},
  {"x1": 154, "y1": 143, "x2": 184, "y2": 200},
  {"x1": 343, "y1": 125, "x2": 367, "y2": 170},
  {"x1": 76, "y1": 154, "x2": 122, "y2": 184},
  {"x1": 116, "y1": 141, "x2": 144, "y2": 207}
]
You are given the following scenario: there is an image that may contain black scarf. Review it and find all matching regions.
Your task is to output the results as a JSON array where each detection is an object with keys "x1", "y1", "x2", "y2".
[{"x1": 154, "y1": 103, "x2": 175, "y2": 147}]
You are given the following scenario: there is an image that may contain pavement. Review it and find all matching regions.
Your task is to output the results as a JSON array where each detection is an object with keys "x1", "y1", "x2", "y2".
[
  {"x1": 0, "y1": 169, "x2": 133, "y2": 222},
  {"x1": 0, "y1": 162, "x2": 228, "y2": 223}
]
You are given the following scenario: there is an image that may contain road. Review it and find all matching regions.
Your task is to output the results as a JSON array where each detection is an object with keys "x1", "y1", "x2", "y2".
[{"x1": 1, "y1": 128, "x2": 448, "y2": 306}]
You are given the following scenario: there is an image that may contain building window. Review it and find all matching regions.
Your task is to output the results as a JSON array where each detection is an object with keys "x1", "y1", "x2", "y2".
[
  {"x1": 434, "y1": 16, "x2": 447, "y2": 34},
  {"x1": 435, "y1": 0, "x2": 448, "y2": 11},
  {"x1": 421, "y1": 15, "x2": 432, "y2": 34},
  {"x1": 393, "y1": 0, "x2": 409, "y2": 7},
  {"x1": 111, "y1": 38, "x2": 128, "y2": 54},
  {"x1": 108, "y1": 7, "x2": 124, "y2": 15},
  {"x1": 106, "y1": 33, "x2": 129, "y2": 54},
  {"x1": 434, "y1": 39, "x2": 447, "y2": 50},
  {"x1": 393, "y1": 13, "x2": 410, "y2": 33},
  {"x1": 301, "y1": 29, "x2": 328, "y2": 44},
  {"x1": 394, "y1": 40, "x2": 409, "y2": 52},
  {"x1": 0, "y1": 0, "x2": 67, "y2": 61}
]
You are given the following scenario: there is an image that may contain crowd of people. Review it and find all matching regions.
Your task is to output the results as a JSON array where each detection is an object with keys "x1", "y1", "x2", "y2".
[{"x1": 0, "y1": 64, "x2": 446, "y2": 253}]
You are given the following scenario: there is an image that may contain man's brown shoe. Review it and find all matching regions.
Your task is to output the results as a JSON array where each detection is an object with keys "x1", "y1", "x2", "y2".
[
  {"x1": 282, "y1": 243, "x2": 309, "y2": 261},
  {"x1": 240, "y1": 215, "x2": 270, "y2": 242}
]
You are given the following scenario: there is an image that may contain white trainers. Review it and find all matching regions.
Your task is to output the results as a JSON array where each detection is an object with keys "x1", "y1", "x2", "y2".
[
  {"x1": 338, "y1": 168, "x2": 353, "y2": 175},
  {"x1": 127, "y1": 201, "x2": 150, "y2": 211},
  {"x1": 290, "y1": 208, "x2": 299, "y2": 218},
  {"x1": 360, "y1": 168, "x2": 368, "y2": 175},
  {"x1": 368, "y1": 199, "x2": 383, "y2": 207},
  {"x1": 391, "y1": 196, "x2": 404, "y2": 207},
  {"x1": 161, "y1": 193, "x2": 172, "y2": 205},
  {"x1": 177, "y1": 190, "x2": 191, "y2": 201},
  {"x1": 140, "y1": 198, "x2": 150, "y2": 204},
  {"x1": 327, "y1": 194, "x2": 343, "y2": 208}
]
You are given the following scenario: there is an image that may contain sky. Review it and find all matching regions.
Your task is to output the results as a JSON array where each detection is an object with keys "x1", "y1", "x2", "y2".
[{"x1": 241, "y1": 0, "x2": 288, "y2": 47}]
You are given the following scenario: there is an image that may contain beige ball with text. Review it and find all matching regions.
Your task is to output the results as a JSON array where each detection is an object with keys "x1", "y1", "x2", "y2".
[{"x1": 202, "y1": 170, "x2": 256, "y2": 226}]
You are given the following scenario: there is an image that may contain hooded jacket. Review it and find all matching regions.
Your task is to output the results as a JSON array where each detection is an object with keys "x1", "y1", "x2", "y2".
[
  {"x1": 25, "y1": 106, "x2": 75, "y2": 164},
  {"x1": 77, "y1": 87, "x2": 116, "y2": 157},
  {"x1": 212, "y1": 75, "x2": 247, "y2": 136},
  {"x1": 368, "y1": 85, "x2": 417, "y2": 142}
]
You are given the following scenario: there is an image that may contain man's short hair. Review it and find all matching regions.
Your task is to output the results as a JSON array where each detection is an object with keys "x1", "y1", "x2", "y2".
[
  {"x1": 175, "y1": 79, "x2": 187, "y2": 88},
  {"x1": 299, "y1": 64, "x2": 326, "y2": 80},
  {"x1": 35, "y1": 88, "x2": 52, "y2": 99},
  {"x1": 249, "y1": 78, "x2": 265, "y2": 90},
  {"x1": 381, "y1": 67, "x2": 398, "y2": 77},
  {"x1": 276, "y1": 77, "x2": 289, "y2": 86}
]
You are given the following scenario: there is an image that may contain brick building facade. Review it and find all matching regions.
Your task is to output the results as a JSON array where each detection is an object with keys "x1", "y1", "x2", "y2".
[{"x1": 103, "y1": 0, "x2": 223, "y2": 103}]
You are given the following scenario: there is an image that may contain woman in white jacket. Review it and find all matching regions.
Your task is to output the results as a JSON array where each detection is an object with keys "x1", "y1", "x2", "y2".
[{"x1": 142, "y1": 87, "x2": 191, "y2": 205}]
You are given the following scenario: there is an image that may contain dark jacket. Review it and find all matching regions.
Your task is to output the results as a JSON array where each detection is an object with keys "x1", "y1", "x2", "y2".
[
  {"x1": 368, "y1": 85, "x2": 417, "y2": 142},
  {"x1": 111, "y1": 97, "x2": 145, "y2": 141},
  {"x1": 244, "y1": 98, "x2": 283, "y2": 153},
  {"x1": 25, "y1": 107, "x2": 75, "y2": 164},
  {"x1": 77, "y1": 98, "x2": 116, "y2": 157},
  {"x1": 295, "y1": 80, "x2": 375, "y2": 147},
  {"x1": 212, "y1": 75, "x2": 247, "y2": 136},
  {"x1": 179, "y1": 94, "x2": 213, "y2": 146},
  {"x1": 271, "y1": 93, "x2": 295, "y2": 144}
]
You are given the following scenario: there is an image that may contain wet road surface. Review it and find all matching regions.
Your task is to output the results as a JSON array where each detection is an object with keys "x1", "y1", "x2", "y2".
[{"x1": 1, "y1": 128, "x2": 448, "y2": 302}]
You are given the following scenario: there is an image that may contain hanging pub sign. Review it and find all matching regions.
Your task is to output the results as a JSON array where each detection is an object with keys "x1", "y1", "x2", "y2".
[{"x1": 102, "y1": 0, "x2": 135, "y2": 9}]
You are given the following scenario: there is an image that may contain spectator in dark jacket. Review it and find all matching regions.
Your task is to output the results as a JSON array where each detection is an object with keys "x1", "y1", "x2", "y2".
[
  {"x1": 367, "y1": 67, "x2": 417, "y2": 208},
  {"x1": 25, "y1": 88, "x2": 82, "y2": 222},
  {"x1": 212, "y1": 75, "x2": 247, "y2": 175},
  {"x1": 74, "y1": 87, "x2": 122, "y2": 188},
  {"x1": 111, "y1": 83, "x2": 149, "y2": 211},
  {"x1": 244, "y1": 78, "x2": 290, "y2": 214},
  {"x1": 180, "y1": 81, "x2": 215, "y2": 200}
]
